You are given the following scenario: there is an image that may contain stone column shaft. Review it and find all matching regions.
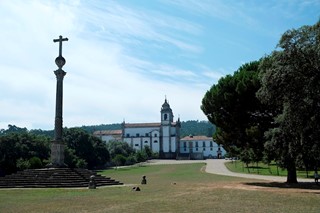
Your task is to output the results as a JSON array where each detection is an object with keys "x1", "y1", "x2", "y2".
[
  {"x1": 54, "y1": 69, "x2": 66, "y2": 141},
  {"x1": 50, "y1": 68, "x2": 66, "y2": 167}
]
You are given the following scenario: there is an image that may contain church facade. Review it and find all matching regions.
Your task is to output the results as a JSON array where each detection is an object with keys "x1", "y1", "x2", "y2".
[
  {"x1": 93, "y1": 99, "x2": 226, "y2": 159},
  {"x1": 94, "y1": 99, "x2": 181, "y2": 159},
  {"x1": 122, "y1": 99, "x2": 181, "y2": 159}
]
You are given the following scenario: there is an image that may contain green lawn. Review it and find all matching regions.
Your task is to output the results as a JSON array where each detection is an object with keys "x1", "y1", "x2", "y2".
[
  {"x1": 0, "y1": 163, "x2": 319, "y2": 213},
  {"x1": 225, "y1": 161, "x2": 314, "y2": 179}
]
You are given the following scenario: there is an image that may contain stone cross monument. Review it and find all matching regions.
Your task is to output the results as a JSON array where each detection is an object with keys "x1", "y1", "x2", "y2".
[{"x1": 50, "y1": 35, "x2": 68, "y2": 167}]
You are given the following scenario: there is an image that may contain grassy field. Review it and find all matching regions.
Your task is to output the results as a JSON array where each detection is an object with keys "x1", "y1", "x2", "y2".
[
  {"x1": 0, "y1": 163, "x2": 319, "y2": 213},
  {"x1": 225, "y1": 161, "x2": 314, "y2": 179}
]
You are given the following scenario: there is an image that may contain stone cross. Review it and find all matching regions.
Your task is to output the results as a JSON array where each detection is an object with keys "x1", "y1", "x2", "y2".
[
  {"x1": 50, "y1": 35, "x2": 68, "y2": 168},
  {"x1": 53, "y1": 35, "x2": 68, "y2": 56}
]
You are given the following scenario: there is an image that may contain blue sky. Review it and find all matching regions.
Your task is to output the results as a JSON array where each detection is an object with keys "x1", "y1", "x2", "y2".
[{"x1": 0, "y1": 0, "x2": 319, "y2": 130}]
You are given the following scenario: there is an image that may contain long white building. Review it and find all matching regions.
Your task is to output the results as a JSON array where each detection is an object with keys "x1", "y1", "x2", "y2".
[
  {"x1": 93, "y1": 99, "x2": 226, "y2": 159},
  {"x1": 180, "y1": 135, "x2": 226, "y2": 159},
  {"x1": 94, "y1": 99, "x2": 181, "y2": 159},
  {"x1": 122, "y1": 99, "x2": 181, "y2": 158}
]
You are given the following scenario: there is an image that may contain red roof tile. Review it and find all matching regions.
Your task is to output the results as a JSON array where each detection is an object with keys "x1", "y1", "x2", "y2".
[
  {"x1": 180, "y1": 135, "x2": 212, "y2": 141},
  {"x1": 93, "y1": 130, "x2": 122, "y2": 136},
  {"x1": 124, "y1": 123, "x2": 161, "y2": 128}
]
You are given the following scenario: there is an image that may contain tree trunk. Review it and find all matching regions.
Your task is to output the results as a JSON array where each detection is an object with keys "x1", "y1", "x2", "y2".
[{"x1": 286, "y1": 161, "x2": 298, "y2": 183}]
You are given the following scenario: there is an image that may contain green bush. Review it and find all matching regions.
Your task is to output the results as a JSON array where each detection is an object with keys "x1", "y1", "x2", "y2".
[
  {"x1": 16, "y1": 158, "x2": 30, "y2": 170},
  {"x1": 113, "y1": 154, "x2": 127, "y2": 167},
  {"x1": 29, "y1": 157, "x2": 42, "y2": 169},
  {"x1": 135, "y1": 150, "x2": 148, "y2": 163},
  {"x1": 76, "y1": 159, "x2": 88, "y2": 169},
  {"x1": 125, "y1": 154, "x2": 137, "y2": 165}
]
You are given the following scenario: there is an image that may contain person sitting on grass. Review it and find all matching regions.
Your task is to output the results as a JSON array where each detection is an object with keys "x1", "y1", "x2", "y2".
[{"x1": 314, "y1": 171, "x2": 319, "y2": 184}]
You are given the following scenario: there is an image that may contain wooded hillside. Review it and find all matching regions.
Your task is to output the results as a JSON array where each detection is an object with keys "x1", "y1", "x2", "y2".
[{"x1": 1, "y1": 120, "x2": 216, "y2": 138}]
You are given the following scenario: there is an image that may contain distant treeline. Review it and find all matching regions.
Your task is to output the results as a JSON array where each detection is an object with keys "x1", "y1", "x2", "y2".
[
  {"x1": 0, "y1": 120, "x2": 216, "y2": 138},
  {"x1": 79, "y1": 120, "x2": 216, "y2": 138}
]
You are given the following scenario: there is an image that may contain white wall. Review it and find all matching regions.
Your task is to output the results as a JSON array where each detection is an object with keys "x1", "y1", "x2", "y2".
[
  {"x1": 132, "y1": 138, "x2": 142, "y2": 150},
  {"x1": 162, "y1": 126, "x2": 170, "y2": 152},
  {"x1": 124, "y1": 127, "x2": 159, "y2": 137},
  {"x1": 171, "y1": 137, "x2": 176, "y2": 152},
  {"x1": 101, "y1": 135, "x2": 117, "y2": 143},
  {"x1": 123, "y1": 129, "x2": 160, "y2": 153},
  {"x1": 180, "y1": 139, "x2": 226, "y2": 158}
]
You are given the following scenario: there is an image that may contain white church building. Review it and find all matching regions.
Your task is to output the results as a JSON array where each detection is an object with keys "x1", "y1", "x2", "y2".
[
  {"x1": 180, "y1": 135, "x2": 226, "y2": 159},
  {"x1": 93, "y1": 99, "x2": 226, "y2": 159}
]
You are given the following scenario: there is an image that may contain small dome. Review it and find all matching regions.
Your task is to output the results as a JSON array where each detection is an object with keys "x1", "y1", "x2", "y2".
[{"x1": 161, "y1": 99, "x2": 170, "y2": 110}]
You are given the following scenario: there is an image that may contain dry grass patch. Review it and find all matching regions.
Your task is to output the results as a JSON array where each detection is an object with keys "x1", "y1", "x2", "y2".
[{"x1": 0, "y1": 163, "x2": 319, "y2": 213}]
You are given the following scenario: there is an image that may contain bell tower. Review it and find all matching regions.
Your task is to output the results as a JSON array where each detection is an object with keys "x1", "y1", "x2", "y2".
[
  {"x1": 161, "y1": 98, "x2": 173, "y2": 125},
  {"x1": 160, "y1": 98, "x2": 173, "y2": 158}
]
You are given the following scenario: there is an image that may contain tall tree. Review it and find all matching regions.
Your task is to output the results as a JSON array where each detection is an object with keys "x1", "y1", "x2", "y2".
[
  {"x1": 258, "y1": 21, "x2": 320, "y2": 183},
  {"x1": 106, "y1": 140, "x2": 135, "y2": 159},
  {"x1": 201, "y1": 61, "x2": 275, "y2": 162},
  {"x1": 0, "y1": 132, "x2": 50, "y2": 175},
  {"x1": 63, "y1": 128, "x2": 110, "y2": 169}
]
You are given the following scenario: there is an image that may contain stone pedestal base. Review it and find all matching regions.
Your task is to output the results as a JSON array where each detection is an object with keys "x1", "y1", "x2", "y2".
[{"x1": 48, "y1": 141, "x2": 66, "y2": 168}]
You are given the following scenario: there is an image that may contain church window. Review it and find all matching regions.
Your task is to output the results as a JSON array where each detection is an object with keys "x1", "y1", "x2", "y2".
[
  {"x1": 136, "y1": 133, "x2": 140, "y2": 137},
  {"x1": 154, "y1": 140, "x2": 158, "y2": 143},
  {"x1": 196, "y1": 148, "x2": 198, "y2": 151},
  {"x1": 210, "y1": 148, "x2": 213, "y2": 151},
  {"x1": 154, "y1": 133, "x2": 158, "y2": 137},
  {"x1": 135, "y1": 144, "x2": 139, "y2": 146},
  {"x1": 210, "y1": 141, "x2": 213, "y2": 147},
  {"x1": 184, "y1": 148, "x2": 186, "y2": 151},
  {"x1": 183, "y1": 142, "x2": 187, "y2": 148},
  {"x1": 203, "y1": 141, "x2": 205, "y2": 147},
  {"x1": 145, "y1": 133, "x2": 149, "y2": 137},
  {"x1": 126, "y1": 134, "x2": 130, "y2": 137},
  {"x1": 195, "y1": 142, "x2": 198, "y2": 147},
  {"x1": 144, "y1": 141, "x2": 148, "y2": 143},
  {"x1": 203, "y1": 148, "x2": 206, "y2": 151},
  {"x1": 164, "y1": 114, "x2": 168, "y2": 120}
]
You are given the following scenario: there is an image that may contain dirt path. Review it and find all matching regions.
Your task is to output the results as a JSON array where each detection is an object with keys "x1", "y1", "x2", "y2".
[{"x1": 146, "y1": 159, "x2": 313, "y2": 182}]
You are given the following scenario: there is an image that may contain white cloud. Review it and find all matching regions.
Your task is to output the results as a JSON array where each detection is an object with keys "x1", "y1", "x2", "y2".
[
  {"x1": 0, "y1": 0, "x2": 316, "y2": 130},
  {"x1": 0, "y1": 0, "x2": 209, "y2": 129},
  {"x1": 202, "y1": 71, "x2": 223, "y2": 81}
]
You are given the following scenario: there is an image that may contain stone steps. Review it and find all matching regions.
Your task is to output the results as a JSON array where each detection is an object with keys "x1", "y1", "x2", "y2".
[{"x1": 0, "y1": 168, "x2": 123, "y2": 188}]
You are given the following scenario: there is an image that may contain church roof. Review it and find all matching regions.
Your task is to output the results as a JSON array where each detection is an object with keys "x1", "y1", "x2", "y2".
[
  {"x1": 93, "y1": 130, "x2": 122, "y2": 136},
  {"x1": 124, "y1": 123, "x2": 161, "y2": 128},
  {"x1": 180, "y1": 135, "x2": 213, "y2": 141},
  {"x1": 124, "y1": 122, "x2": 179, "y2": 128},
  {"x1": 161, "y1": 98, "x2": 172, "y2": 112}
]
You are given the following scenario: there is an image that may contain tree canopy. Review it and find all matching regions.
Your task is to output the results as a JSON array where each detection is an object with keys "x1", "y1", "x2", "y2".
[
  {"x1": 63, "y1": 127, "x2": 110, "y2": 169},
  {"x1": 0, "y1": 126, "x2": 111, "y2": 175},
  {"x1": 0, "y1": 132, "x2": 50, "y2": 175},
  {"x1": 202, "y1": 21, "x2": 320, "y2": 183},
  {"x1": 201, "y1": 61, "x2": 275, "y2": 164},
  {"x1": 257, "y1": 21, "x2": 320, "y2": 183}
]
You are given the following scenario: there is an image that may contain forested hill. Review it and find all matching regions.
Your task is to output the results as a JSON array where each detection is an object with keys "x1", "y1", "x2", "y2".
[
  {"x1": 180, "y1": 120, "x2": 215, "y2": 137},
  {"x1": 0, "y1": 121, "x2": 216, "y2": 138},
  {"x1": 81, "y1": 120, "x2": 216, "y2": 137}
]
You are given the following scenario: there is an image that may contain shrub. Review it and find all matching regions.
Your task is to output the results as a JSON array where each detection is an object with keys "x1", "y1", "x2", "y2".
[
  {"x1": 29, "y1": 157, "x2": 42, "y2": 169},
  {"x1": 113, "y1": 154, "x2": 127, "y2": 167},
  {"x1": 76, "y1": 158, "x2": 88, "y2": 169},
  {"x1": 125, "y1": 154, "x2": 137, "y2": 165},
  {"x1": 16, "y1": 158, "x2": 30, "y2": 170}
]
